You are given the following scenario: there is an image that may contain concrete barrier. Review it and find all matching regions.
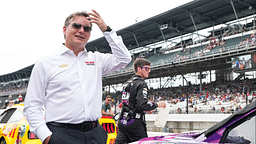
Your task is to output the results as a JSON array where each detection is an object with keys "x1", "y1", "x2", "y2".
[{"x1": 145, "y1": 114, "x2": 231, "y2": 133}]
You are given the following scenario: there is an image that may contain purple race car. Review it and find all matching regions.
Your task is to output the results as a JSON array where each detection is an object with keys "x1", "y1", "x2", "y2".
[{"x1": 132, "y1": 100, "x2": 256, "y2": 144}]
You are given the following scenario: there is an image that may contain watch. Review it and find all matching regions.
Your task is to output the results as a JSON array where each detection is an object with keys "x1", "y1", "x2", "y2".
[{"x1": 104, "y1": 26, "x2": 112, "y2": 32}]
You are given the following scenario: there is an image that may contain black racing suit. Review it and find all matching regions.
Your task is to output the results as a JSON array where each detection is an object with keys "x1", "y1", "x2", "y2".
[{"x1": 115, "y1": 75, "x2": 158, "y2": 144}]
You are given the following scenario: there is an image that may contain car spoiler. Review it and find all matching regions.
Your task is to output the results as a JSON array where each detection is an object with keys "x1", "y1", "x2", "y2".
[{"x1": 204, "y1": 100, "x2": 256, "y2": 137}]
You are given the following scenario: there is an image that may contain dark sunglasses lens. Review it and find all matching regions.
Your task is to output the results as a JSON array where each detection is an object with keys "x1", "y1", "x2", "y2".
[
  {"x1": 141, "y1": 67, "x2": 150, "y2": 71},
  {"x1": 72, "y1": 23, "x2": 82, "y2": 29},
  {"x1": 83, "y1": 26, "x2": 91, "y2": 32}
]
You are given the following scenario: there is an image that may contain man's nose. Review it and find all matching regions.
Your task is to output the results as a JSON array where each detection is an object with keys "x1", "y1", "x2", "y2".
[{"x1": 78, "y1": 26, "x2": 85, "y2": 32}]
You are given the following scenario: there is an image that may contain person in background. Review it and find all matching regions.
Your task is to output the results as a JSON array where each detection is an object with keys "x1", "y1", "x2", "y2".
[
  {"x1": 115, "y1": 58, "x2": 166, "y2": 144},
  {"x1": 102, "y1": 95, "x2": 115, "y2": 116},
  {"x1": 227, "y1": 105, "x2": 234, "y2": 114},
  {"x1": 18, "y1": 94, "x2": 23, "y2": 103},
  {"x1": 2, "y1": 100, "x2": 9, "y2": 109},
  {"x1": 24, "y1": 9, "x2": 131, "y2": 144},
  {"x1": 6, "y1": 100, "x2": 14, "y2": 109},
  {"x1": 176, "y1": 107, "x2": 182, "y2": 114}
]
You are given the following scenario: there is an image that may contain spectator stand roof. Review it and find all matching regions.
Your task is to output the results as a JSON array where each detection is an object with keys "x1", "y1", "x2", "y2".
[
  {"x1": 1, "y1": 0, "x2": 255, "y2": 85},
  {"x1": 0, "y1": 65, "x2": 33, "y2": 84},
  {"x1": 86, "y1": 0, "x2": 256, "y2": 53}
]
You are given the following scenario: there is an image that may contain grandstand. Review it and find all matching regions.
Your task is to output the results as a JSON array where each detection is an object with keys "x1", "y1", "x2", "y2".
[{"x1": 0, "y1": 0, "x2": 256, "y2": 111}]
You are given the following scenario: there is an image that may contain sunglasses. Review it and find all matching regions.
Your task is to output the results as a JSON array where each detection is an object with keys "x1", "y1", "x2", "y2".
[
  {"x1": 140, "y1": 67, "x2": 151, "y2": 71},
  {"x1": 71, "y1": 23, "x2": 92, "y2": 32},
  {"x1": 108, "y1": 99, "x2": 112, "y2": 102}
]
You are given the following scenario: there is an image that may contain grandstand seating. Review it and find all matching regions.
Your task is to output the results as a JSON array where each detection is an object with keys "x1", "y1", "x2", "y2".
[
  {"x1": 104, "y1": 29, "x2": 255, "y2": 76},
  {"x1": 105, "y1": 38, "x2": 255, "y2": 77}
]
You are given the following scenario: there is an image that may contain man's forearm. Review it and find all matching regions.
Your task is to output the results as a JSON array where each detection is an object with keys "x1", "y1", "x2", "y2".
[
  {"x1": 102, "y1": 111, "x2": 113, "y2": 116},
  {"x1": 102, "y1": 111, "x2": 109, "y2": 115}
]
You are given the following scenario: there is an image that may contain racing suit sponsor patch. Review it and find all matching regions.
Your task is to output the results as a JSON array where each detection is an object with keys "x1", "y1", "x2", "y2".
[{"x1": 143, "y1": 89, "x2": 148, "y2": 98}]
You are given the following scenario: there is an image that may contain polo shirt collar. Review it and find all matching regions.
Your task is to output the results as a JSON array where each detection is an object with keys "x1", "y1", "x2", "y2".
[{"x1": 58, "y1": 43, "x2": 88, "y2": 55}]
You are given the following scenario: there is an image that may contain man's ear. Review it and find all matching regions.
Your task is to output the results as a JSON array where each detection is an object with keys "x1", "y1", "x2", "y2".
[
  {"x1": 137, "y1": 67, "x2": 141, "y2": 72},
  {"x1": 63, "y1": 26, "x2": 67, "y2": 38}
]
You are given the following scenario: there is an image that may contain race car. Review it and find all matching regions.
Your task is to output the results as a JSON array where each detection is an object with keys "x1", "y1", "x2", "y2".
[
  {"x1": 99, "y1": 116, "x2": 117, "y2": 144},
  {"x1": 0, "y1": 103, "x2": 117, "y2": 144},
  {"x1": 0, "y1": 104, "x2": 41, "y2": 144},
  {"x1": 132, "y1": 100, "x2": 256, "y2": 144}
]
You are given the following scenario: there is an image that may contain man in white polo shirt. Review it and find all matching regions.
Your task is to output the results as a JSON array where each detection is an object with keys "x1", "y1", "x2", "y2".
[{"x1": 24, "y1": 9, "x2": 131, "y2": 144}]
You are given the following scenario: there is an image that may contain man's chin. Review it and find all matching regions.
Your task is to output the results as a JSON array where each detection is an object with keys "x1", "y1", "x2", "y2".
[{"x1": 74, "y1": 41, "x2": 86, "y2": 47}]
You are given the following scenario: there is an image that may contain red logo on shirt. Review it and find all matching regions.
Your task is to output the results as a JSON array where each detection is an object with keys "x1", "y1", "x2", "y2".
[{"x1": 85, "y1": 61, "x2": 95, "y2": 65}]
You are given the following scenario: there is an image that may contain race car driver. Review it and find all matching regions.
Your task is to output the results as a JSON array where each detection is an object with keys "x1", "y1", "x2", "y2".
[{"x1": 115, "y1": 58, "x2": 166, "y2": 144}]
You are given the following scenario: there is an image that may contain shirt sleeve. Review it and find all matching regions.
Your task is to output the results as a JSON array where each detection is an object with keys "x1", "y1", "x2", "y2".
[
  {"x1": 101, "y1": 30, "x2": 131, "y2": 75},
  {"x1": 135, "y1": 83, "x2": 158, "y2": 111},
  {"x1": 23, "y1": 60, "x2": 52, "y2": 142},
  {"x1": 102, "y1": 102, "x2": 106, "y2": 111}
]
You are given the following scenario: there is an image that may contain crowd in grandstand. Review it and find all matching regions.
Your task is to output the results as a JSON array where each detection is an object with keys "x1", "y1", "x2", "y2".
[
  {"x1": 1, "y1": 76, "x2": 255, "y2": 116},
  {"x1": 0, "y1": 81, "x2": 28, "y2": 94},
  {"x1": 174, "y1": 26, "x2": 255, "y2": 62},
  {"x1": 1, "y1": 74, "x2": 256, "y2": 115},
  {"x1": 111, "y1": 77, "x2": 256, "y2": 115},
  {"x1": 148, "y1": 77, "x2": 255, "y2": 114}
]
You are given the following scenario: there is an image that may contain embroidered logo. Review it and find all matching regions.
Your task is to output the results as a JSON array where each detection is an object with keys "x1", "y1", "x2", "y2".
[
  {"x1": 85, "y1": 61, "x2": 95, "y2": 65},
  {"x1": 59, "y1": 64, "x2": 68, "y2": 67}
]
